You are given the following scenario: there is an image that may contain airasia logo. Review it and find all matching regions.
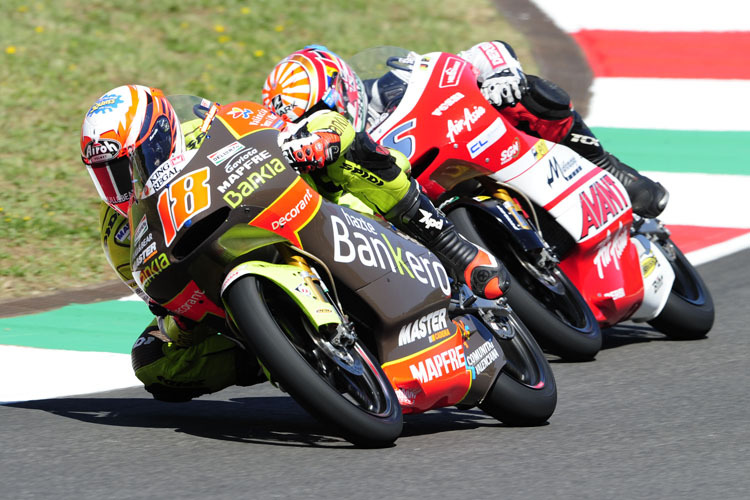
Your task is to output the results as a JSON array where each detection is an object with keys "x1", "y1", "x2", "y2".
[
  {"x1": 593, "y1": 222, "x2": 629, "y2": 279},
  {"x1": 446, "y1": 106, "x2": 486, "y2": 142}
]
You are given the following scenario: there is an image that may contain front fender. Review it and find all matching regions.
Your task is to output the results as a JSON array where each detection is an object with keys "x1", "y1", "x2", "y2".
[{"x1": 221, "y1": 261, "x2": 341, "y2": 329}]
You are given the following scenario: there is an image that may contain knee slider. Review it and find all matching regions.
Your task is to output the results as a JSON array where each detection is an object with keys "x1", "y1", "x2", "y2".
[
  {"x1": 131, "y1": 327, "x2": 167, "y2": 373},
  {"x1": 522, "y1": 75, "x2": 573, "y2": 120}
]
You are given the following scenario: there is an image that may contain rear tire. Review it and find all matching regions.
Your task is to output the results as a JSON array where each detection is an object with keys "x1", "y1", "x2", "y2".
[
  {"x1": 478, "y1": 310, "x2": 557, "y2": 426},
  {"x1": 449, "y1": 206, "x2": 601, "y2": 361},
  {"x1": 224, "y1": 276, "x2": 402, "y2": 447},
  {"x1": 648, "y1": 241, "x2": 714, "y2": 340}
]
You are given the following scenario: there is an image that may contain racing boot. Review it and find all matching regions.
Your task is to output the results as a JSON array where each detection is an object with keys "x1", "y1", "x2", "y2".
[
  {"x1": 563, "y1": 110, "x2": 669, "y2": 218},
  {"x1": 386, "y1": 181, "x2": 510, "y2": 299},
  {"x1": 591, "y1": 151, "x2": 669, "y2": 219}
]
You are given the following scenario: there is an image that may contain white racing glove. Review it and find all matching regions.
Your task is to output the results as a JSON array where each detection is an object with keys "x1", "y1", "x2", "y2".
[
  {"x1": 459, "y1": 41, "x2": 527, "y2": 108},
  {"x1": 480, "y1": 69, "x2": 526, "y2": 107}
]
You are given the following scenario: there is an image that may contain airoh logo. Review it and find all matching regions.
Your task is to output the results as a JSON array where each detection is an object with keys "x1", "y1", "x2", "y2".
[{"x1": 84, "y1": 139, "x2": 121, "y2": 163}]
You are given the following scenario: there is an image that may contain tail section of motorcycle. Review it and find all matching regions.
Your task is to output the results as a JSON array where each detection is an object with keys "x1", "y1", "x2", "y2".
[{"x1": 378, "y1": 288, "x2": 556, "y2": 426}]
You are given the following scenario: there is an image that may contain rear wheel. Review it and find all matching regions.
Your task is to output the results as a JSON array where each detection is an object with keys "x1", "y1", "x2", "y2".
[
  {"x1": 224, "y1": 276, "x2": 402, "y2": 447},
  {"x1": 478, "y1": 308, "x2": 557, "y2": 426},
  {"x1": 449, "y1": 206, "x2": 601, "y2": 361},
  {"x1": 648, "y1": 240, "x2": 714, "y2": 339}
]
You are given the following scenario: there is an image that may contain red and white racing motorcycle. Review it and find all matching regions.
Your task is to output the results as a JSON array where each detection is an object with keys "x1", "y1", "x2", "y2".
[{"x1": 351, "y1": 48, "x2": 714, "y2": 360}]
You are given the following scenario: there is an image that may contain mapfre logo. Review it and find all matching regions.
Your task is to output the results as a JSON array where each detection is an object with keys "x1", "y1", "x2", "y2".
[{"x1": 439, "y1": 56, "x2": 466, "y2": 88}]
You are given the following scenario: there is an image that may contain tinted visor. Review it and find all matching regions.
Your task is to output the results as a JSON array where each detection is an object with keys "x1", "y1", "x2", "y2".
[
  {"x1": 131, "y1": 115, "x2": 174, "y2": 181},
  {"x1": 86, "y1": 155, "x2": 132, "y2": 206}
]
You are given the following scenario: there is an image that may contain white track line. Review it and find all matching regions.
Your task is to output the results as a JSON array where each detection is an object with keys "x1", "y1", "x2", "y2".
[{"x1": 0, "y1": 345, "x2": 140, "y2": 404}]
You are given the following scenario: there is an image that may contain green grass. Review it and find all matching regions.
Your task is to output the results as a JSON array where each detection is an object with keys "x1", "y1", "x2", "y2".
[{"x1": 0, "y1": 0, "x2": 535, "y2": 299}]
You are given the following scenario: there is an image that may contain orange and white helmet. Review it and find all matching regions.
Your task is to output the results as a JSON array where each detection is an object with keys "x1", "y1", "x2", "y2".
[
  {"x1": 263, "y1": 45, "x2": 368, "y2": 132},
  {"x1": 80, "y1": 85, "x2": 185, "y2": 216}
]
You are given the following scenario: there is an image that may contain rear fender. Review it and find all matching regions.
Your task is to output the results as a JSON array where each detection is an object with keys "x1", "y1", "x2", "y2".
[{"x1": 220, "y1": 261, "x2": 342, "y2": 329}]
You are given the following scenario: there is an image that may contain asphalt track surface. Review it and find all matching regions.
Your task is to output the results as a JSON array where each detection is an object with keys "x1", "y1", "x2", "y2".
[
  {"x1": 3, "y1": 3, "x2": 749, "y2": 499},
  {"x1": 2, "y1": 249, "x2": 748, "y2": 499}
]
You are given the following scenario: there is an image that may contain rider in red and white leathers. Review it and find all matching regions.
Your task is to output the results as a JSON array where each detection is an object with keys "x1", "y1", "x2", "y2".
[{"x1": 366, "y1": 41, "x2": 669, "y2": 219}]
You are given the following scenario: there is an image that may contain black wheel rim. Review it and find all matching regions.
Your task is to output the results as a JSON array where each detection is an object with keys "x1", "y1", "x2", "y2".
[{"x1": 259, "y1": 281, "x2": 395, "y2": 418}]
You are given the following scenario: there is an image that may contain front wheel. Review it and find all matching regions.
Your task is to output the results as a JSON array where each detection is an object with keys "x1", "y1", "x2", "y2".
[
  {"x1": 223, "y1": 276, "x2": 402, "y2": 447},
  {"x1": 449, "y1": 206, "x2": 601, "y2": 361},
  {"x1": 478, "y1": 309, "x2": 557, "y2": 426},
  {"x1": 648, "y1": 240, "x2": 714, "y2": 340}
]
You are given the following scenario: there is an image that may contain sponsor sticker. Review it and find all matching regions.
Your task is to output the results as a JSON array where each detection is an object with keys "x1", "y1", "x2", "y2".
[
  {"x1": 431, "y1": 92, "x2": 464, "y2": 117},
  {"x1": 439, "y1": 56, "x2": 466, "y2": 88},
  {"x1": 208, "y1": 141, "x2": 245, "y2": 166},
  {"x1": 84, "y1": 139, "x2": 121, "y2": 163},
  {"x1": 408, "y1": 344, "x2": 466, "y2": 384},
  {"x1": 467, "y1": 117, "x2": 507, "y2": 159},
  {"x1": 446, "y1": 106, "x2": 486, "y2": 143},
  {"x1": 398, "y1": 309, "x2": 450, "y2": 346},
  {"x1": 580, "y1": 175, "x2": 630, "y2": 239},
  {"x1": 331, "y1": 212, "x2": 451, "y2": 295},
  {"x1": 87, "y1": 92, "x2": 125, "y2": 117}
]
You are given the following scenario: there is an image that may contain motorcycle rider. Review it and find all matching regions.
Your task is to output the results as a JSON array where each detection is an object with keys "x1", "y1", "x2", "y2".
[
  {"x1": 81, "y1": 84, "x2": 508, "y2": 401},
  {"x1": 265, "y1": 43, "x2": 668, "y2": 219},
  {"x1": 82, "y1": 85, "x2": 263, "y2": 402}
]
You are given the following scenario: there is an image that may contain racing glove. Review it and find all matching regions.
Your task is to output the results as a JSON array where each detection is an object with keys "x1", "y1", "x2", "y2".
[
  {"x1": 459, "y1": 41, "x2": 528, "y2": 108},
  {"x1": 480, "y1": 68, "x2": 527, "y2": 108},
  {"x1": 282, "y1": 125, "x2": 341, "y2": 173}
]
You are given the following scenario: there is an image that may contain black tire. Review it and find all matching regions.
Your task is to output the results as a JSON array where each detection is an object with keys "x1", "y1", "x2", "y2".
[
  {"x1": 648, "y1": 240, "x2": 715, "y2": 340},
  {"x1": 449, "y1": 206, "x2": 602, "y2": 361},
  {"x1": 223, "y1": 276, "x2": 402, "y2": 447},
  {"x1": 478, "y1": 309, "x2": 557, "y2": 426}
]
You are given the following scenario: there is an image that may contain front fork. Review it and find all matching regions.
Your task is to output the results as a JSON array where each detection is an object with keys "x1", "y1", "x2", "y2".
[
  {"x1": 276, "y1": 244, "x2": 357, "y2": 348},
  {"x1": 489, "y1": 187, "x2": 559, "y2": 271}
]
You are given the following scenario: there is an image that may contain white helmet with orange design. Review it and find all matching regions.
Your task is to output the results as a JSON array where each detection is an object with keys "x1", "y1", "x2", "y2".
[
  {"x1": 80, "y1": 85, "x2": 185, "y2": 216},
  {"x1": 262, "y1": 45, "x2": 368, "y2": 132}
]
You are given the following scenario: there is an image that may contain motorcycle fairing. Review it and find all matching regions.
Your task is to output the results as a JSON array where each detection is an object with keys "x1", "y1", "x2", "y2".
[
  {"x1": 364, "y1": 51, "x2": 649, "y2": 326},
  {"x1": 628, "y1": 235, "x2": 675, "y2": 322},
  {"x1": 369, "y1": 52, "x2": 538, "y2": 199},
  {"x1": 247, "y1": 176, "x2": 323, "y2": 249},
  {"x1": 129, "y1": 119, "x2": 297, "y2": 311},
  {"x1": 381, "y1": 313, "x2": 505, "y2": 413}
]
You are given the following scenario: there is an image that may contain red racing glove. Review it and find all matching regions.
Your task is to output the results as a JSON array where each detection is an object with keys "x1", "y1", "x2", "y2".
[{"x1": 283, "y1": 128, "x2": 341, "y2": 173}]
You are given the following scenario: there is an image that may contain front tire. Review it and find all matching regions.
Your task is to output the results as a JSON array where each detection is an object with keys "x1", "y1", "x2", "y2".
[
  {"x1": 648, "y1": 240, "x2": 714, "y2": 340},
  {"x1": 478, "y1": 309, "x2": 557, "y2": 426},
  {"x1": 449, "y1": 206, "x2": 601, "y2": 361},
  {"x1": 224, "y1": 276, "x2": 402, "y2": 447}
]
